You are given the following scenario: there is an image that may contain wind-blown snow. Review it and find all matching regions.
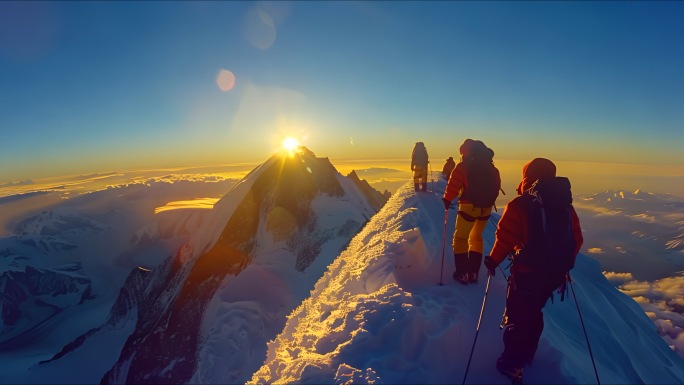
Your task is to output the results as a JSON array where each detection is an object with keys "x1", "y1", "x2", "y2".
[{"x1": 250, "y1": 180, "x2": 684, "y2": 385}]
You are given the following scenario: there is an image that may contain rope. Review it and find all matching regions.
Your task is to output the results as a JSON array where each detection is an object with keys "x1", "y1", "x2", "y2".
[{"x1": 569, "y1": 274, "x2": 601, "y2": 385}]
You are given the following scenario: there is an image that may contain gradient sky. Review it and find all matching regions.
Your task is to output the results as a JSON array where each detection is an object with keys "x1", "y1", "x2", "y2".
[{"x1": 2, "y1": 1, "x2": 683, "y2": 183}]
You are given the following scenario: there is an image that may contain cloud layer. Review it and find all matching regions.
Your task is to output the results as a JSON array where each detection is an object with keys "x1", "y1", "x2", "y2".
[{"x1": 604, "y1": 271, "x2": 684, "y2": 357}]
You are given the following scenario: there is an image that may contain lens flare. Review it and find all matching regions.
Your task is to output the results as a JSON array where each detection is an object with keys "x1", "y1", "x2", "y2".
[
  {"x1": 243, "y1": 6, "x2": 276, "y2": 50},
  {"x1": 216, "y1": 69, "x2": 236, "y2": 92}
]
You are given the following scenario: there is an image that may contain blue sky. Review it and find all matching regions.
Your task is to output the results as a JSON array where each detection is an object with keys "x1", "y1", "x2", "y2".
[{"x1": 1, "y1": 1, "x2": 683, "y2": 183}]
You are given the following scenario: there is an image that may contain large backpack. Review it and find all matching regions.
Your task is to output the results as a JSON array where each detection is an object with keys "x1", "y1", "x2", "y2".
[
  {"x1": 412, "y1": 142, "x2": 429, "y2": 169},
  {"x1": 513, "y1": 177, "x2": 577, "y2": 275},
  {"x1": 461, "y1": 144, "x2": 499, "y2": 208}
]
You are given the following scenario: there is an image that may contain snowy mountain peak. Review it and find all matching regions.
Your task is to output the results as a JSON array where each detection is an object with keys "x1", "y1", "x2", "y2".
[{"x1": 90, "y1": 148, "x2": 390, "y2": 384}]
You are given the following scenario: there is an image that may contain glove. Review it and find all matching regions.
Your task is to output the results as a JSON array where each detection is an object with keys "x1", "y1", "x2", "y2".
[
  {"x1": 442, "y1": 198, "x2": 451, "y2": 210},
  {"x1": 484, "y1": 255, "x2": 498, "y2": 276}
]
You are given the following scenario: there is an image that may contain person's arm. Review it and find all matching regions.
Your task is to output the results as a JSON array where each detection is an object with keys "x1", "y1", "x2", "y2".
[
  {"x1": 443, "y1": 163, "x2": 466, "y2": 202},
  {"x1": 490, "y1": 201, "x2": 526, "y2": 264}
]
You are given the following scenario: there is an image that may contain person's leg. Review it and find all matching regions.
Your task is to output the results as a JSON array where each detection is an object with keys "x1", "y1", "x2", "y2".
[
  {"x1": 452, "y1": 204, "x2": 476, "y2": 283},
  {"x1": 521, "y1": 309, "x2": 545, "y2": 366},
  {"x1": 466, "y1": 207, "x2": 492, "y2": 282},
  {"x1": 518, "y1": 275, "x2": 565, "y2": 365},
  {"x1": 500, "y1": 274, "x2": 548, "y2": 369},
  {"x1": 413, "y1": 167, "x2": 422, "y2": 191}
]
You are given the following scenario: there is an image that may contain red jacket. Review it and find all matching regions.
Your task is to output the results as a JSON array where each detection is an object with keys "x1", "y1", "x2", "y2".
[
  {"x1": 489, "y1": 196, "x2": 583, "y2": 267},
  {"x1": 490, "y1": 158, "x2": 582, "y2": 270}
]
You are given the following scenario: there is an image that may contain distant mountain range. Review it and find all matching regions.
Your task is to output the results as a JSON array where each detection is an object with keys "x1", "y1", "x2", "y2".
[{"x1": 575, "y1": 189, "x2": 684, "y2": 281}]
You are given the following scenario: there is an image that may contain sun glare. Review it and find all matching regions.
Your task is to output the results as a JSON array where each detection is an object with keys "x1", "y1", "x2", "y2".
[{"x1": 281, "y1": 136, "x2": 301, "y2": 156}]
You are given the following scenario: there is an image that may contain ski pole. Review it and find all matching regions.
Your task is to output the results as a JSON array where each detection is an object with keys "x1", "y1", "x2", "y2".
[
  {"x1": 438, "y1": 209, "x2": 449, "y2": 286},
  {"x1": 569, "y1": 274, "x2": 601, "y2": 385},
  {"x1": 462, "y1": 272, "x2": 492, "y2": 384},
  {"x1": 429, "y1": 162, "x2": 433, "y2": 192}
]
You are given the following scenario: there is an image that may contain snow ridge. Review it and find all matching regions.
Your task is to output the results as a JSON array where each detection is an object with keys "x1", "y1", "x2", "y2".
[{"x1": 250, "y1": 180, "x2": 684, "y2": 385}]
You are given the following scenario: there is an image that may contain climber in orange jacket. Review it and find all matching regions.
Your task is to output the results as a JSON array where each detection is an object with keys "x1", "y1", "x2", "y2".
[{"x1": 442, "y1": 139, "x2": 501, "y2": 284}]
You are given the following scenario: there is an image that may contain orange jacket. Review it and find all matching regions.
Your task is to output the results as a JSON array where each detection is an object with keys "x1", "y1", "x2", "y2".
[
  {"x1": 443, "y1": 162, "x2": 501, "y2": 204},
  {"x1": 490, "y1": 195, "x2": 583, "y2": 267}
]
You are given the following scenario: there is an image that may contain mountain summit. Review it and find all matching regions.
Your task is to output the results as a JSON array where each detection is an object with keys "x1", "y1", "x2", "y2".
[{"x1": 32, "y1": 147, "x2": 388, "y2": 384}]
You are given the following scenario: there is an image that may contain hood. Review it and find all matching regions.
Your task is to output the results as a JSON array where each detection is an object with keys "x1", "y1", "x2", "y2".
[
  {"x1": 459, "y1": 139, "x2": 493, "y2": 161},
  {"x1": 516, "y1": 158, "x2": 556, "y2": 195}
]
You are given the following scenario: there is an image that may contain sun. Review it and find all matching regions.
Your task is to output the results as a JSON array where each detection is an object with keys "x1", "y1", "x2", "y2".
[{"x1": 281, "y1": 136, "x2": 301, "y2": 156}]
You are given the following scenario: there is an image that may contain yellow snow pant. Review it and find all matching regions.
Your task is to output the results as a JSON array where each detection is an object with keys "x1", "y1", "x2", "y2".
[
  {"x1": 413, "y1": 166, "x2": 428, "y2": 184},
  {"x1": 452, "y1": 202, "x2": 492, "y2": 254}
]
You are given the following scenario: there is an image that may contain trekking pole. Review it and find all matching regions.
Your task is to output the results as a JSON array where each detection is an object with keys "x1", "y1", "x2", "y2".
[
  {"x1": 438, "y1": 209, "x2": 449, "y2": 286},
  {"x1": 462, "y1": 272, "x2": 492, "y2": 385},
  {"x1": 569, "y1": 273, "x2": 601, "y2": 385}
]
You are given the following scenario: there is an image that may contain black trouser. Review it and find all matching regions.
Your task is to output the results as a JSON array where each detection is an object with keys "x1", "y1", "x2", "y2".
[{"x1": 500, "y1": 270, "x2": 564, "y2": 368}]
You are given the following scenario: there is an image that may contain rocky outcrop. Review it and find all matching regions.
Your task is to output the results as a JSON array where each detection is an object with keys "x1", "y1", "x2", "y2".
[{"x1": 346, "y1": 170, "x2": 391, "y2": 212}]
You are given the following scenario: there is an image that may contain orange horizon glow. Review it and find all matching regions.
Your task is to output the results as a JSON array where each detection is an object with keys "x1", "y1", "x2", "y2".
[{"x1": 1, "y1": 158, "x2": 682, "y2": 200}]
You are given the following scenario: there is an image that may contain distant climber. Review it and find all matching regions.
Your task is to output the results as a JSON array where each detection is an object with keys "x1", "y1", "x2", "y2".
[
  {"x1": 411, "y1": 142, "x2": 430, "y2": 192},
  {"x1": 441, "y1": 139, "x2": 500, "y2": 284},
  {"x1": 441, "y1": 157, "x2": 455, "y2": 180},
  {"x1": 483, "y1": 157, "x2": 584, "y2": 384}
]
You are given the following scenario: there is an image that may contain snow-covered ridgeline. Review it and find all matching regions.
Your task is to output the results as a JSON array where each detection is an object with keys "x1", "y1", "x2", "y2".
[{"x1": 251, "y1": 180, "x2": 684, "y2": 385}]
